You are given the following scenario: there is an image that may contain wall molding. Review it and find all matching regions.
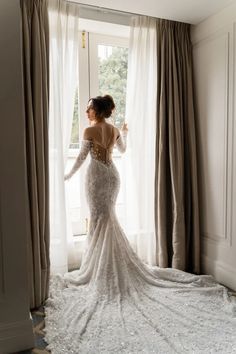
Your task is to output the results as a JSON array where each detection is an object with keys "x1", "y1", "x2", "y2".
[
  {"x1": 201, "y1": 254, "x2": 236, "y2": 291},
  {"x1": 195, "y1": 30, "x2": 230, "y2": 245},
  {"x1": 230, "y1": 22, "x2": 236, "y2": 247},
  {"x1": 192, "y1": 25, "x2": 230, "y2": 48},
  {"x1": 191, "y1": 2, "x2": 236, "y2": 45},
  {"x1": 225, "y1": 21, "x2": 236, "y2": 248},
  {"x1": 192, "y1": 0, "x2": 236, "y2": 293},
  {"x1": 0, "y1": 318, "x2": 34, "y2": 354}
]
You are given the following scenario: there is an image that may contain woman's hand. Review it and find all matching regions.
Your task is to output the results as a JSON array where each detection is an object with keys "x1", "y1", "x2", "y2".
[
  {"x1": 64, "y1": 174, "x2": 70, "y2": 181},
  {"x1": 121, "y1": 122, "x2": 128, "y2": 133}
]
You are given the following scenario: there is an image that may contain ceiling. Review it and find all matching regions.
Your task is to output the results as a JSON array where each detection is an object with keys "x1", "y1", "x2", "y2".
[{"x1": 72, "y1": 0, "x2": 235, "y2": 25}]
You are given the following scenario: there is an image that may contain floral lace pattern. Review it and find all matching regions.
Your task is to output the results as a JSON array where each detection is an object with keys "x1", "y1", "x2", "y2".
[
  {"x1": 64, "y1": 140, "x2": 91, "y2": 180},
  {"x1": 45, "y1": 134, "x2": 236, "y2": 353},
  {"x1": 115, "y1": 132, "x2": 127, "y2": 153}
]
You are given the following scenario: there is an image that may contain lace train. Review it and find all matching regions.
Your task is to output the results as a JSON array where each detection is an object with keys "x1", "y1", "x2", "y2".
[{"x1": 45, "y1": 156, "x2": 236, "y2": 354}]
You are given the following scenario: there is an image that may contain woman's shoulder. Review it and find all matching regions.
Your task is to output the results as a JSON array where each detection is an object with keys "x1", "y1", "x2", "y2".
[
  {"x1": 83, "y1": 125, "x2": 105, "y2": 140},
  {"x1": 83, "y1": 126, "x2": 94, "y2": 140},
  {"x1": 83, "y1": 123, "x2": 119, "y2": 140},
  {"x1": 104, "y1": 123, "x2": 120, "y2": 138}
]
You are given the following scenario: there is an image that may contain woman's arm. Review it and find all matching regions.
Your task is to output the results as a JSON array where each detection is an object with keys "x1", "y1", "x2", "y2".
[
  {"x1": 115, "y1": 123, "x2": 128, "y2": 153},
  {"x1": 64, "y1": 129, "x2": 91, "y2": 180}
]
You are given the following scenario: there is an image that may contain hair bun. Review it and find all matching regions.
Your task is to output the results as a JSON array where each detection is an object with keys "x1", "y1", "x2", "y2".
[
  {"x1": 102, "y1": 95, "x2": 115, "y2": 111},
  {"x1": 89, "y1": 95, "x2": 115, "y2": 120}
]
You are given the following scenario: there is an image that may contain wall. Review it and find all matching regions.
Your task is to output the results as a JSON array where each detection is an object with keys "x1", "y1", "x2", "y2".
[
  {"x1": 0, "y1": 0, "x2": 34, "y2": 352},
  {"x1": 192, "y1": 2, "x2": 236, "y2": 290}
]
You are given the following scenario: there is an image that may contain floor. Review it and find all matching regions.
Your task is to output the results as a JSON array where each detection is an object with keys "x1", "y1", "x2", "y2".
[{"x1": 15, "y1": 306, "x2": 49, "y2": 354}]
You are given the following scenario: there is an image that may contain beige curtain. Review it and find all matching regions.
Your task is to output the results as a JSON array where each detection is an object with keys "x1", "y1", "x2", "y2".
[
  {"x1": 155, "y1": 19, "x2": 200, "y2": 274},
  {"x1": 20, "y1": 0, "x2": 50, "y2": 308}
]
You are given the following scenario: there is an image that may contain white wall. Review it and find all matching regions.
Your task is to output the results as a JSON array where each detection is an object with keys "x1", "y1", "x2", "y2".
[
  {"x1": 0, "y1": 1, "x2": 34, "y2": 352},
  {"x1": 192, "y1": 2, "x2": 236, "y2": 290}
]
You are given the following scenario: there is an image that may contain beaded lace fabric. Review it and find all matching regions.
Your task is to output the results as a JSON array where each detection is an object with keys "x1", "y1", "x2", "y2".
[{"x1": 45, "y1": 132, "x2": 236, "y2": 353}]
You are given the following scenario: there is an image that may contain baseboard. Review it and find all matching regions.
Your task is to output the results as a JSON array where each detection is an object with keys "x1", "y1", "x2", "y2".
[
  {"x1": 201, "y1": 254, "x2": 236, "y2": 291},
  {"x1": 0, "y1": 317, "x2": 34, "y2": 354}
]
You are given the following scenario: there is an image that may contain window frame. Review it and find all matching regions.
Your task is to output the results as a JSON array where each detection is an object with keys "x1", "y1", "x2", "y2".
[{"x1": 67, "y1": 30, "x2": 129, "y2": 237}]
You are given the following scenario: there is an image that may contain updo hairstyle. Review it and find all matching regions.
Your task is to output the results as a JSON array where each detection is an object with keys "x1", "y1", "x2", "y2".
[{"x1": 89, "y1": 95, "x2": 115, "y2": 121}]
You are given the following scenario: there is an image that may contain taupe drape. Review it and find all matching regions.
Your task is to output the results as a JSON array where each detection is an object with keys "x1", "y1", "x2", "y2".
[
  {"x1": 20, "y1": 0, "x2": 50, "y2": 308},
  {"x1": 155, "y1": 19, "x2": 200, "y2": 274}
]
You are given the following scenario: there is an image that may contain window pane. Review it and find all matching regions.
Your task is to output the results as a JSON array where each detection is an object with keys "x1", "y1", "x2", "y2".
[
  {"x1": 98, "y1": 44, "x2": 128, "y2": 224},
  {"x1": 70, "y1": 87, "x2": 79, "y2": 149},
  {"x1": 98, "y1": 45, "x2": 128, "y2": 129},
  {"x1": 67, "y1": 41, "x2": 129, "y2": 237}
]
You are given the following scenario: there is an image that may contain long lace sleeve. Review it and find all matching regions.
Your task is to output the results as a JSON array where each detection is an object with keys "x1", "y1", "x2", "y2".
[
  {"x1": 64, "y1": 140, "x2": 91, "y2": 180},
  {"x1": 116, "y1": 131, "x2": 127, "y2": 153}
]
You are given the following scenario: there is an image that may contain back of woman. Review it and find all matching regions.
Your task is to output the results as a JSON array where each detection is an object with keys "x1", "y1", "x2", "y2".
[
  {"x1": 80, "y1": 96, "x2": 128, "y2": 227},
  {"x1": 87, "y1": 122, "x2": 118, "y2": 148},
  {"x1": 84, "y1": 122, "x2": 119, "y2": 165},
  {"x1": 64, "y1": 95, "x2": 127, "y2": 180}
]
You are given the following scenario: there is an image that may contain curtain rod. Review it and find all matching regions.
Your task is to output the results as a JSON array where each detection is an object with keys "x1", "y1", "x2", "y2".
[
  {"x1": 65, "y1": 1, "x2": 138, "y2": 18},
  {"x1": 65, "y1": 1, "x2": 163, "y2": 22}
]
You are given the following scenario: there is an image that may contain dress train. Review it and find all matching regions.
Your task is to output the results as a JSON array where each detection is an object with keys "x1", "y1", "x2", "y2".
[{"x1": 45, "y1": 138, "x2": 236, "y2": 354}]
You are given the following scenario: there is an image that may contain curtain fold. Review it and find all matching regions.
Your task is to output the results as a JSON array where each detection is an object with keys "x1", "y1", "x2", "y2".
[
  {"x1": 124, "y1": 16, "x2": 157, "y2": 265},
  {"x1": 48, "y1": 0, "x2": 79, "y2": 274},
  {"x1": 20, "y1": 0, "x2": 50, "y2": 308},
  {"x1": 155, "y1": 19, "x2": 200, "y2": 273}
]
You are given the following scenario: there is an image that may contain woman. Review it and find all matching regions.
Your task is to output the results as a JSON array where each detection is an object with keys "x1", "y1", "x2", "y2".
[{"x1": 45, "y1": 95, "x2": 236, "y2": 354}]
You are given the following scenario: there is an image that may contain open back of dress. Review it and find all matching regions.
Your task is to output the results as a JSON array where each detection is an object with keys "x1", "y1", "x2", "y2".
[{"x1": 89, "y1": 124, "x2": 118, "y2": 165}]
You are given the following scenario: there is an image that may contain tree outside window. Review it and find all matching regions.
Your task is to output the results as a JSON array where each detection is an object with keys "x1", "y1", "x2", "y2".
[{"x1": 70, "y1": 45, "x2": 128, "y2": 148}]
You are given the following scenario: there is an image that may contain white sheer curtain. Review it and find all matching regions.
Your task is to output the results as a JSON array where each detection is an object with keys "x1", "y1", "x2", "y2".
[
  {"x1": 48, "y1": 0, "x2": 79, "y2": 274},
  {"x1": 123, "y1": 16, "x2": 157, "y2": 265}
]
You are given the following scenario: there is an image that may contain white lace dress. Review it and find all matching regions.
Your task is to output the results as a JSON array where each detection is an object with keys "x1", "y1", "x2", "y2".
[{"x1": 45, "y1": 133, "x2": 236, "y2": 354}]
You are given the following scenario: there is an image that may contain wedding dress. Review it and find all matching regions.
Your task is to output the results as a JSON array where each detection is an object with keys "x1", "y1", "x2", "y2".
[{"x1": 45, "y1": 131, "x2": 236, "y2": 354}]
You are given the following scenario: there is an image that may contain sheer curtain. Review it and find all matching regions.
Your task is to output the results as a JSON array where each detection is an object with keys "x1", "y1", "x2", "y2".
[
  {"x1": 48, "y1": 0, "x2": 79, "y2": 274},
  {"x1": 124, "y1": 16, "x2": 157, "y2": 265}
]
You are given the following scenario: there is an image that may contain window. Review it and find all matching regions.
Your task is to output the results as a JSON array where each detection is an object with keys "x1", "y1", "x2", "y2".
[
  {"x1": 90, "y1": 34, "x2": 128, "y2": 129},
  {"x1": 66, "y1": 29, "x2": 129, "y2": 236}
]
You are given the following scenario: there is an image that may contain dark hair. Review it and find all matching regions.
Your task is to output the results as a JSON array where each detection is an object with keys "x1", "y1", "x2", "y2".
[{"x1": 88, "y1": 95, "x2": 115, "y2": 120}]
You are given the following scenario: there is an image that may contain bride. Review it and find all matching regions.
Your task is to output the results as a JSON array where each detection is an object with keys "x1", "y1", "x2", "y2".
[{"x1": 45, "y1": 95, "x2": 236, "y2": 354}]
